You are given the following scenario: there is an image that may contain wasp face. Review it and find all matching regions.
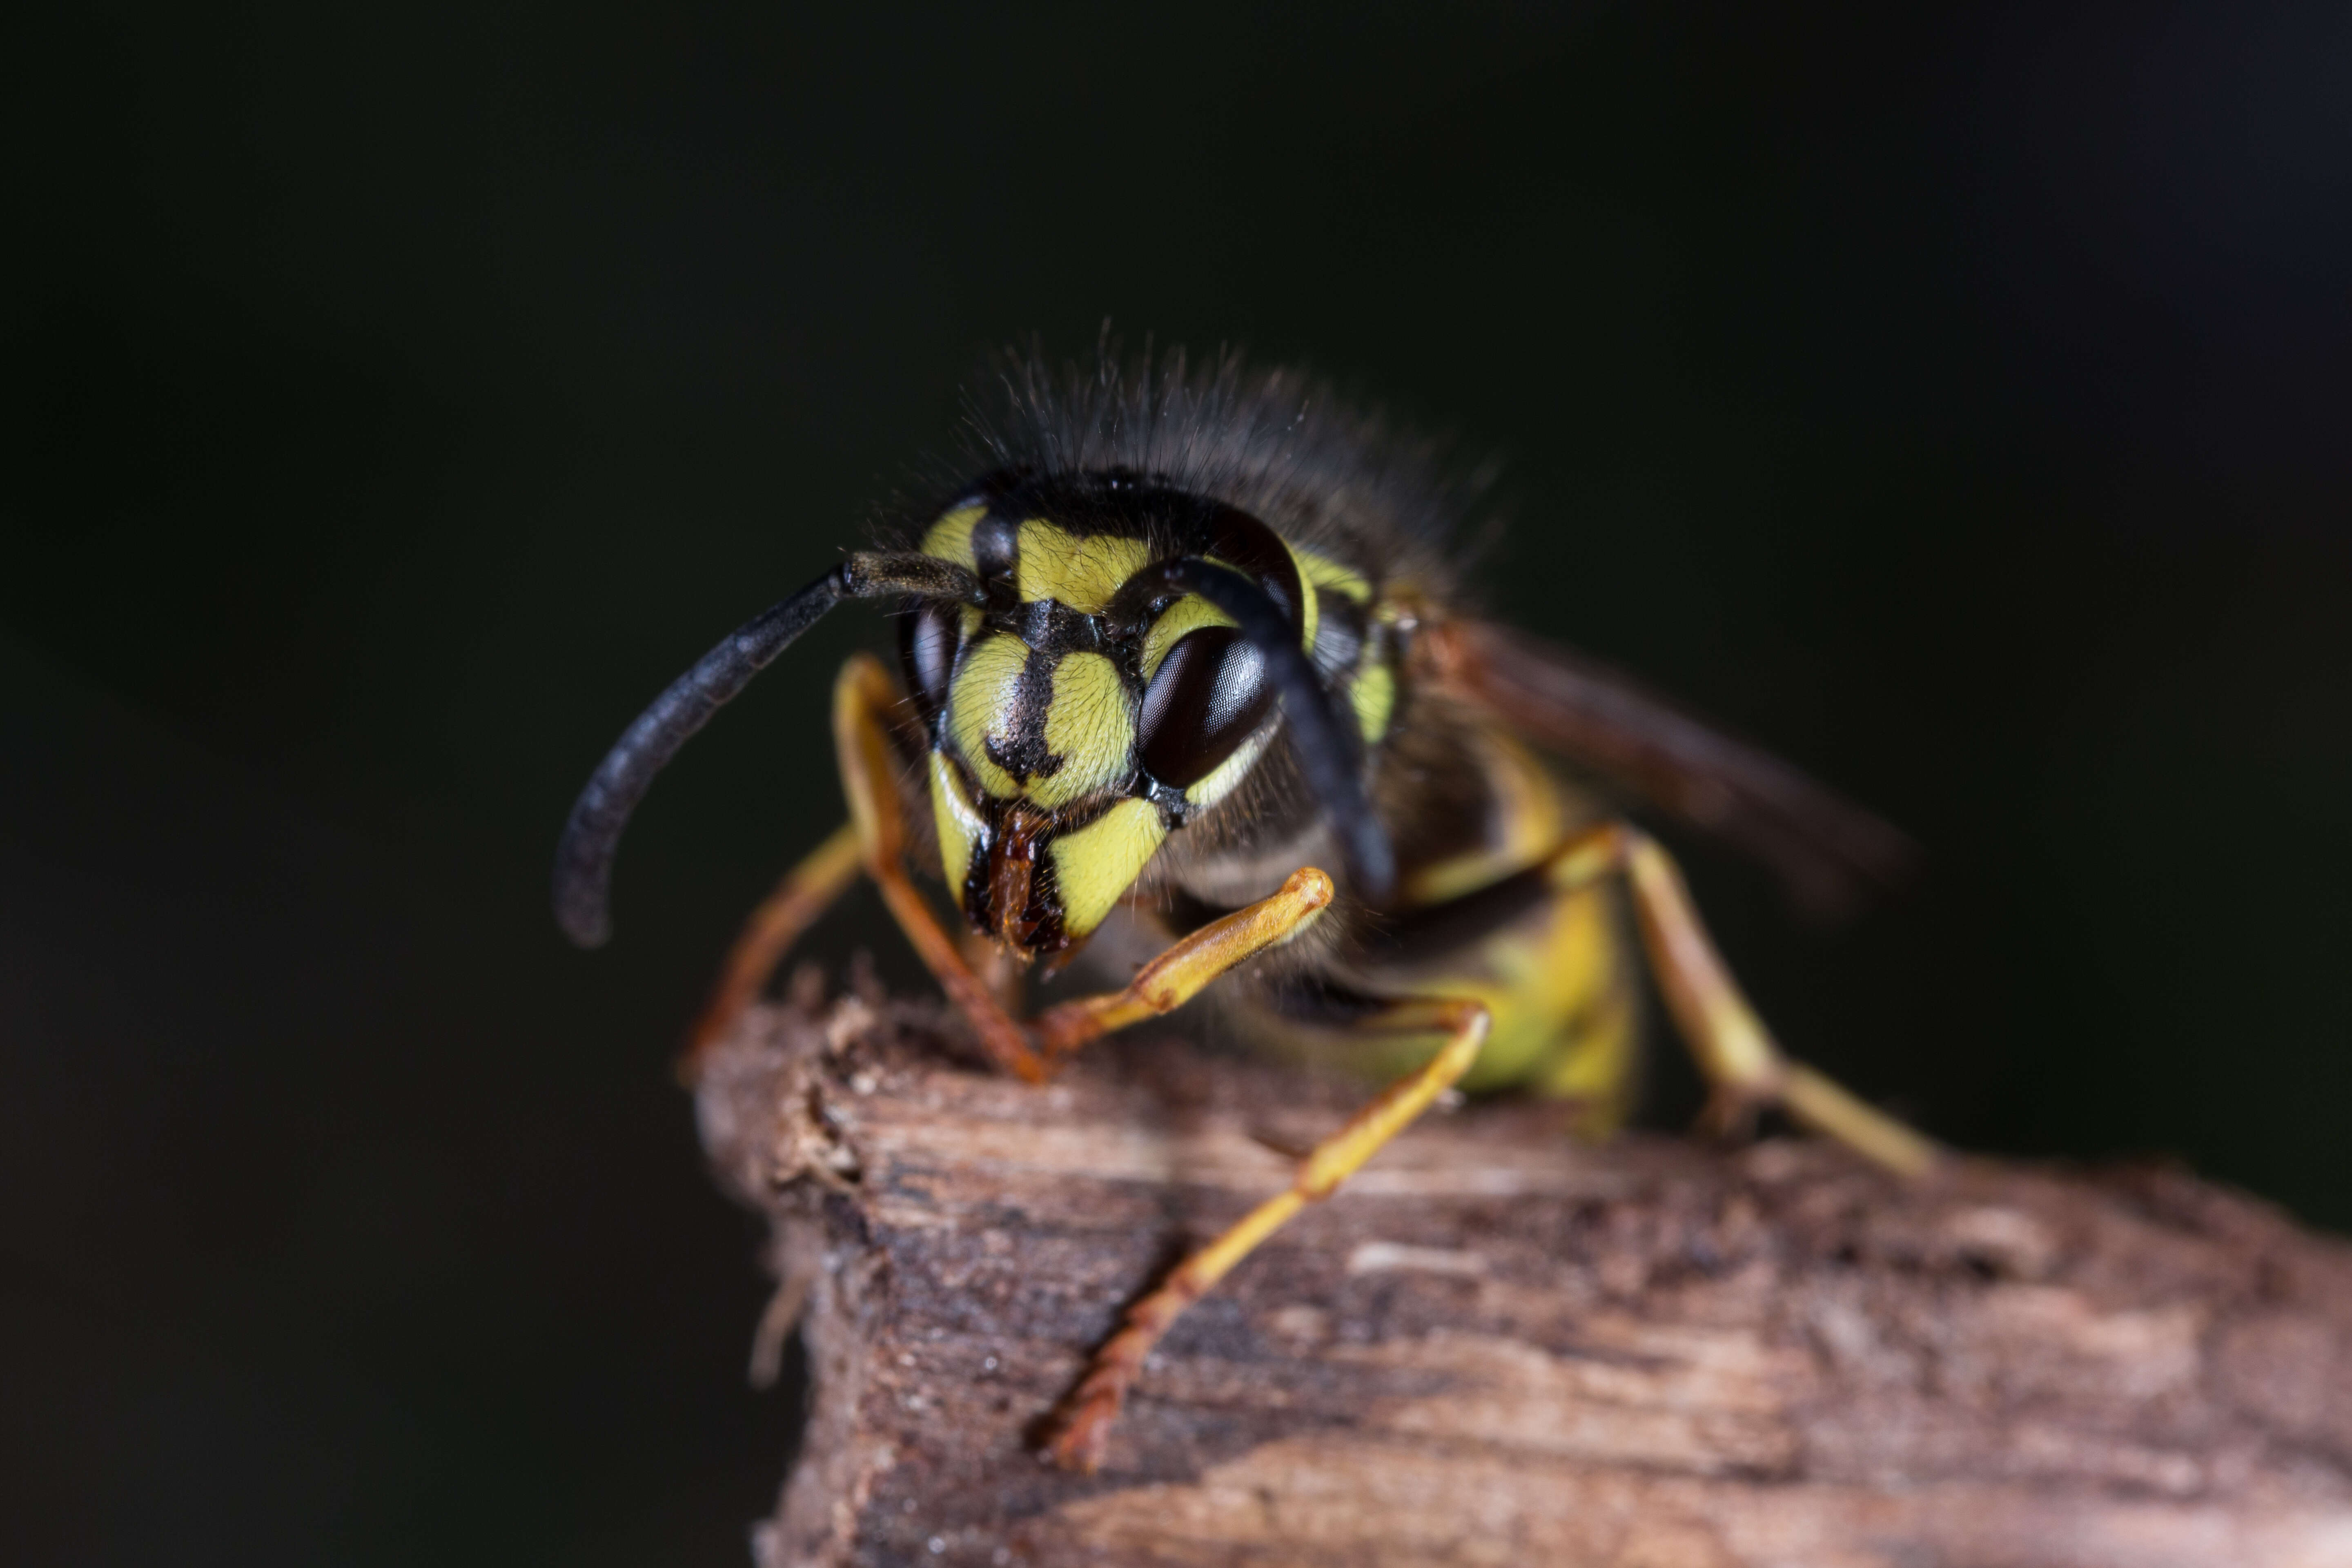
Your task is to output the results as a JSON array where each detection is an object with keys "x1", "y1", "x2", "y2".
[{"x1": 900, "y1": 484, "x2": 1330, "y2": 962}]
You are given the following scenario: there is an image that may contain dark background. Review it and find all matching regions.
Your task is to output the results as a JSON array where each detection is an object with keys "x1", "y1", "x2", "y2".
[{"x1": 5, "y1": 2, "x2": 2348, "y2": 1562}]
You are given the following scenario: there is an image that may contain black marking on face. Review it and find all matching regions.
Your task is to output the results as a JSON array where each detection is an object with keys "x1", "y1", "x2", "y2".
[
  {"x1": 979, "y1": 644, "x2": 1066, "y2": 785},
  {"x1": 1017, "y1": 598, "x2": 1107, "y2": 656},
  {"x1": 970, "y1": 510, "x2": 1022, "y2": 608}
]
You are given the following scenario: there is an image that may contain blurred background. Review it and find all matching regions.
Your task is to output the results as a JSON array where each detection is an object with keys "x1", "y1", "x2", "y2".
[{"x1": 5, "y1": 2, "x2": 2348, "y2": 1562}]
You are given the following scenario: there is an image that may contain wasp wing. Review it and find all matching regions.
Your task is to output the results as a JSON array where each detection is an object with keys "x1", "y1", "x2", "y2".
[{"x1": 1419, "y1": 619, "x2": 1916, "y2": 914}]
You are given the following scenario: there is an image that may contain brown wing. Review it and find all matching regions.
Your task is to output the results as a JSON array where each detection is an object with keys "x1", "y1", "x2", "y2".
[{"x1": 1416, "y1": 619, "x2": 1917, "y2": 915}]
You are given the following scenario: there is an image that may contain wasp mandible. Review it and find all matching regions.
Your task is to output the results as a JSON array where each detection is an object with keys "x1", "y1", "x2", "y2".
[{"x1": 554, "y1": 350, "x2": 1935, "y2": 1472}]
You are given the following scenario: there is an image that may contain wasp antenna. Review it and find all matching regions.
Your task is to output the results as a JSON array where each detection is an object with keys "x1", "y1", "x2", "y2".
[
  {"x1": 553, "y1": 568, "x2": 850, "y2": 948},
  {"x1": 552, "y1": 553, "x2": 981, "y2": 949},
  {"x1": 840, "y1": 550, "x2": 987, "y2": 606},
  {"x1": 1163, "y1": 558, "x2": 1397, "y2": 903}
]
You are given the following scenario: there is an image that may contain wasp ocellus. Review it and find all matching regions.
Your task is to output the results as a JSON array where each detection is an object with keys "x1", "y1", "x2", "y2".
[{"x1": 554, "y1": 349, "x2": 1936, "y2": 1472}]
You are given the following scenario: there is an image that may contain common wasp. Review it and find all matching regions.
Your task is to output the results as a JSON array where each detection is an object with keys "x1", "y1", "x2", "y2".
[{"x1": 554, "y1": 350, "x2": 1935, "y2": 1471}]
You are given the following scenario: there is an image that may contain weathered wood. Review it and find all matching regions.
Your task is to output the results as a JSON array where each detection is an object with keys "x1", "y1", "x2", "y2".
[{"x1": 694, "y1": 991, "x2": 2352, "y2": 1568}]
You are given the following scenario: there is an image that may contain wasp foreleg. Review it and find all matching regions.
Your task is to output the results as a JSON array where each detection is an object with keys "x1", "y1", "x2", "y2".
[
  {"x1": 1028, "y1": 867, "x2": 1335, "y2": 1065},
  {"x1": 682, "y1": 820, "x2": 865, "y2": 1079},
  {"x1": 831, "y1": 653, "x2": 1054, "y2": 1081}
]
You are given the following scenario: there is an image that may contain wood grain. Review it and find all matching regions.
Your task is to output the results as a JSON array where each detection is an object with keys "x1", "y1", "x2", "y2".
[{"x1": 693, "y1": 993, "x2": 2352, "y2": 1568}]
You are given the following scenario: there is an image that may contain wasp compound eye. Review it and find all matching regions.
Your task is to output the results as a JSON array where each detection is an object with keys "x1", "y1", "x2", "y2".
[
  {"x1": 899, "y1": 598, "x2": 962, "y2": 723},
  {"x1": 1137, "y1": 626, "x2": 1273, "y2": 788}
]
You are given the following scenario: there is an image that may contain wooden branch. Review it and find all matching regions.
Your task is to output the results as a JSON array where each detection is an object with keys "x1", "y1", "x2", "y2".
[{"x1": 694, "y1": 991, "x2": 2352, "y2": 1568}]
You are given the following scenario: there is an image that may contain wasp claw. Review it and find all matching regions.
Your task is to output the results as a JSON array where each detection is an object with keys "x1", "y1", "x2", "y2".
[
  {"x1": 1041, "y1": 1382, "x2": 1120, "y2": 1474},
  {"x1": 1695, "y1": 1084, "x2": 1766, "y2": 1143}
]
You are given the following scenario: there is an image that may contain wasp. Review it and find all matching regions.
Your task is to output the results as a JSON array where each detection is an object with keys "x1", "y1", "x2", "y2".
[{"x1": 553, "y1": 350, "x2": 1936, "y2": 1472}]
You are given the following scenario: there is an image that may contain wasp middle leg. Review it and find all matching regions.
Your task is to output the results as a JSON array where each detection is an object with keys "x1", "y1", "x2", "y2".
[{"x1": 1044, "y1": 994, "x2": 1492, "y2": 1473}]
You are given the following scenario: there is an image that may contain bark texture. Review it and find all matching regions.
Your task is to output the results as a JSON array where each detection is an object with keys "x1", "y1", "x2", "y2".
[{"x1": 694, "y1": 992, "x2": 2352, "y2": 1568}]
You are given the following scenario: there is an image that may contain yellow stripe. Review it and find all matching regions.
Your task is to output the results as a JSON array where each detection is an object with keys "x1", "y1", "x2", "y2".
[
  {"x1": 1017, "y1": 521, "x2": 1154, "y2": 614},
  {"x1": 1184, "y1": 727, "x2": 1271, "y2": 809},
  {"x1": 927, "y1": 751, "x2": 983, "y2": 896},
  {"x1": 1145, "y1": 550, "x2": 1327, "y2": 679},
  {"x1": 922, "y1": 504, "x2": 985, "y2": 569},
  {"x1": 1296, "y1": 546, "x2": 1373, "y2": 604},
  {"x1": 1142, "y1": 593, "x2": 1237, "y2": 678},
  {"x1": 1281, "y1": 541, "x2": 1321, "y2": 653},
  {"x1": 1350, "y1": 659, "x2": 1396, "y2": 746}
]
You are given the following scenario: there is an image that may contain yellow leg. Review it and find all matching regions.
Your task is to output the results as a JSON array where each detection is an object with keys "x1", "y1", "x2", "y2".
[
  {"x1": 1030, "y1": 867, "x2": 1335, "y2": 1063},
  {"x1": 681, "y1": 821, "x2": 864, "y2": 1080},
  {"x1": 1045, "y1": 996, "x2": 1493, "y2": 1473},
  {"x1": 1543, "y1": 822, "x2": 1939, "y2": 1177}
]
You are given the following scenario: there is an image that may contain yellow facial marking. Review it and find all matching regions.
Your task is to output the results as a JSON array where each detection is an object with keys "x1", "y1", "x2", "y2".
[
  {"x1": 922, "y1": 504, "x2": 985, "y2": 569},
  {"x1": 928, "y1": 751, "x2": 983, "y2": 895},
  {"x1": 1031, "y1": 652, "x2": 1135, "y2": 809},
  {"x1": 1297, "y1": 546, "x2": 1373, "y2": 605},
  {"x1": 946, "y1": 632, "x2": 1029, "y2": 800},
  {"x1": 1281, "y1": 541, "x2": 1322, "y2": 653},
  {"x1": 1184, "y1": 727, "x2": 1271, "y2": 809},
  {"x1": 1351, "y1": 658, "x2": 1396, "y2": 746},
  {"x1": 1016, "y1": 521, "x2": 1154, "y2": 614},
  {"x1": 1142, "y1": 593, "x2": 1237, "y2": 678},
  {"x1": 1048, "y1": 797, "x2": 1167, "y2": 937}
]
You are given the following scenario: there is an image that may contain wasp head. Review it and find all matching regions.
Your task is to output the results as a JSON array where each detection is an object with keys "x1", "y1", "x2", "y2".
[
  {"x1": 903, "y1": 483, "x2": 1318, "y2": 964},
  {"x1": 551, "y1": 470, "x2": 1393, "y2": 958}
]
